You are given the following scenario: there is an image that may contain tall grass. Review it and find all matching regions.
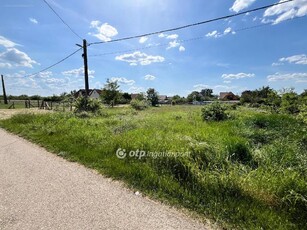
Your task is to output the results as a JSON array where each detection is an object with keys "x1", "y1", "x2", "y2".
[{"x1": 1, "y1": 106, "x2": 306, "y2": 229}]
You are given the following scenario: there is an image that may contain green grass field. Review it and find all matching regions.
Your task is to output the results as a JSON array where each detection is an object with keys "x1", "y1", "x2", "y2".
[
  {"x1": 0, "y1": 101, "x2": 26, "y2": 109},
  {"x1": 0, "y1": 106, "x2": 306, "y2": 229}
]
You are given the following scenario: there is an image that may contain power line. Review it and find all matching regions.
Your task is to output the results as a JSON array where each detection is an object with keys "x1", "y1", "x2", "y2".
[
  {"x1": 26, "y1": 48, "x2": 82, "y2": 77},
  {"x1": 89, "y1": 15, "x2": 305, "y2": 57},
  {"x1": 89, "y1": 0, "x2": 294, "y2": 46},
  {"x1": 42, "y1": 0, "x2": 83, "y2": 40}
]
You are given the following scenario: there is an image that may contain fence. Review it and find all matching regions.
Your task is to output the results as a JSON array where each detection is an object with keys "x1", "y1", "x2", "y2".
[{"x1": 0, "y1": 99, "x2": 74, "y2": 111}]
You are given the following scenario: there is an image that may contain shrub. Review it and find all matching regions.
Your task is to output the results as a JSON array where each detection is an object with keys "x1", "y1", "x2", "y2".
[
  {"x1": 297, "y1": 104, "x2": 307, "y2": 123},
  {"x1": 130, "y1": 99, "x2": 148, "y2": 110},
  {"x1": 201, "y1": 102, "x2": 228, "y2": 121},
  {"x1": 74, "y1": 97, "x2": 102, "y2": 113}
]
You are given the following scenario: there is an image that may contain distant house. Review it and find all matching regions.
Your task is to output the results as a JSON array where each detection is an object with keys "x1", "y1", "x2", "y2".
[
  {"x1": 158, "y1": 95, "x2": 169, "y2": 104},
  {"x1": 131, "y1": 94, "x2": 141, "y2": 100},
  {"x1": 74, "y1": 89, "x2": 102, "y2": 99},
  {"x1": 219, "y1": 92, "x2": 239, "y2": 100}
]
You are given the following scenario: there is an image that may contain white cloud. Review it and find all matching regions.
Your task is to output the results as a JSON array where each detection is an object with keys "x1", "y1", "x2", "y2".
[
  {"x1": 179, "y1": 46, "x2": 185, "y2": 52},
  {"x1": 223, "y1": 80, "x2": 232, "y2": 84},
  {"x1": 158, "y1": 33, "x2": 185, "y2": 51},
  {"x1": 230, "y1": 0, "x2": 257, "y2": 13},
  {"x1": 6, "y1": 71, "x2": 27, "y2": 79},
  {"x1": 193, "y1": 84, "x2": 210, "y2": 89},
  {"x1": 110, "y1": 77, "x2": 135, "y2": 85},
  {"x1": 44, "y1": 78, "x2": 65, "y2": 84},
  {"x1": 139, "y1": 36, "x2": 148, "y2": 44},
  {"x1": 0, "y1": 63, "x2": 12, "y2": 68},
  {"x1": 263, "y1": 0, "x2": 307, "y2": 25},
  {"x1": 193, "y1": 84, "x2": 237, "y2": 92},
  {"x1": 222, "y1": 73, "x2": 255, "y2": 79},
  {"x1": 279, "y1": 54, "x2": 307, "y2": 65},
  {"x1": 267, "y1": 72, "x2": 307, "y2": 82},
  {"x1": 32, "y1": 71, "x2": 53, "y2": 79},
  {"x1": 62, "y1": 67, "x2": 95, "y2": 78},
  {"x1": 167, "y1": 40, "x2": 180, "y2": 49},
  {"x1": 206, "y1": 27, "x2": 235, "y2": 39},
  {"x1": 144, "y1": 74, "x2": 156, "y2": 81},
  {"x1": 0, "y1": 48, "x2": 37, "y2": 68},
  {"x1": 272, "y1": 62, "x2": 284, "y2": 66},
  {"x1": 206, "y1": 30, "x2": 218, "y2": 38},
  {"x1": 29, "y1": 18, "x2": 38, "y2": 24},
  {"x1": 0, "y1": 35, "x2": 19, "y2": 48},
  {"x1": 89, "y1": 21, "x2": 118, "y2": 42},
  {"x1": 129, "y1": 86, "x2": 145, "y2": 93},
  {"x1": 166, "y1": 34, "x2": 179, "y2": 39},
  {"x1": 214, "y1": 85, "x2": 236, "y2": 90},
  {"x1": 115, "y1": 51, "x2": 165, "y2": 66},
  {"x1": 5, "y1": 69, "x2": 95, "y2": 96},
  {"x1": 224, "y1": 27, "x2": 236, "y2": 35}
]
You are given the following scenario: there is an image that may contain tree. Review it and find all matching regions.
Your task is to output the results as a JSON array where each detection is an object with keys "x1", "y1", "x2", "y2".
[
  {"x1": 118, "y1": 92, "x2": 132, "y2": 104},
  {"x1": 135, "y1": 93, "x2": 146, "y2": 101},
  {"x1": 29, "y1": 95, "x2": 41, "y2": 100},
  {"x1": 281, "y1": 92, "x2": 300, "y2": 114},
  {"x1": 101, "y1": 79, "x2": 120, "y2": 107},
  {"x1": 172, "y1": 95, "x2": 186, "y2": 105},
  {"x1": 147, "y1": 88, "x2": 159, "y2": 106},
  {"x1": 300, "y1": 89, "x2": 307, "y2": 98},
  {"x1": 265, "y1": 90, "x2": 281, "y2": 108},
  {"x1": 200, "y1": 89, "x2": 213, "y2": 98},
  {"x1": 187, "y1": 91, "x2": 202, "y2": 103}
]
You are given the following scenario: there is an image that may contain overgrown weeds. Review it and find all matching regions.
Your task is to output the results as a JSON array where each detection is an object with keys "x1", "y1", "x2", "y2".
[{"x1": 1, "y1": 106, "x2": 306, "y2": 229}]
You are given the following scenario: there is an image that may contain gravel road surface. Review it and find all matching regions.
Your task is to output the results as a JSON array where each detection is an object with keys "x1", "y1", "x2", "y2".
[{"x1": 0, "y1": 128, "x2": 210, "y2": 230}]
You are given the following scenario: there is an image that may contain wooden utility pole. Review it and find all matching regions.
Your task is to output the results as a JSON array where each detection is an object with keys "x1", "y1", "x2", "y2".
[
  {"x1": 76, "y1": 39, "x2": 89, "y2": 99},
  {"x1": 83, "y1": 39, "x2": 89, "y2": 98},
  {"x1": 1, "y1": 75, "x2": 8, "y2": 104}
]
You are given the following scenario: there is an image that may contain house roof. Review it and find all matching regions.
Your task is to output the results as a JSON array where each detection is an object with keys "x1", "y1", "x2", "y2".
[
  {"x1": 74, "y1": 89, "x2": 102, "y2": 97},
  {"x1": 219, "y1": 92, "x2": 234, "y2": 99},
  {"x1": 158, "y1": 95, "x2": 168, "y2": 100}
]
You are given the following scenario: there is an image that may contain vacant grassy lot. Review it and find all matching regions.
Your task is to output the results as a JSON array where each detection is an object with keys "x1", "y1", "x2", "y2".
[{"x1": 1, "y1": 106, "x2": 306, "y2": 229}]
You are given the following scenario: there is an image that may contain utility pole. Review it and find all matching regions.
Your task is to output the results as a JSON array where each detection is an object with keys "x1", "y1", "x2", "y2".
[
  {"x1": 76, "y1": 39, "x2": 89, "y2": 99},
  {"x1": 83, "y1": 39, "x2": 89, "y2": 98},
  {"x1": 1, "y1": 75, "x2": 8, "y2": 104}
]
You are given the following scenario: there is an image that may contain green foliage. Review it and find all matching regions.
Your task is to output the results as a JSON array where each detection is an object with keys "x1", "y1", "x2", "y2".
[
  {"x1": 187, "y1": 89, "x2": 215, "y2": 102},
  {"x1": 118, "y1": 92, "x2": 132, "y2": 104},
  {"x1": 201, "y1": 102, "x2": 229, "y2": 121},
  {"x1": 200, "y1": 88, "x2": 213, "y2": 98},
  {"x1": 172, "y1": 95, "x2": 187, "y2": 105},
  {"x1": 298, "y1": 104, "x2": 307, "y2": 123},
  {"x1": 101, "y1": 79, "x2": 120, "y2": 107},
  {"x1": 74, "y1": 97, "x2": 102, "y2": 113},
  {"x1": 281, "y1": 92, "x2": 300, "y2": 114},
  {"x1": 130, "y1": 99, "x2": 148, "y2": 110},
  {"x1": 240, "y1": 86, "x2": 280, "y2": 106},
  {"x1": 147, "y1": 88, "x2": 159, "y2": 106},
  {"x1": 187, "y1": 91, "x2": 202, "y2": 102},
  {"x1": 1, "y1": 106, "x2": 307, "y2": 229}
]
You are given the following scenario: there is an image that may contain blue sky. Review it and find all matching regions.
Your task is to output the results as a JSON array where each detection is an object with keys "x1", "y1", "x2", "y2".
[{"x1": 0, "y1": 0, "x2": 307, "y2": 96}]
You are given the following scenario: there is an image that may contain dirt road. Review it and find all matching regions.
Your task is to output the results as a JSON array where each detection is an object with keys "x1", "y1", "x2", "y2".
[{"x1": 0, "y1": 128, "x2": 210, "y2": 230}]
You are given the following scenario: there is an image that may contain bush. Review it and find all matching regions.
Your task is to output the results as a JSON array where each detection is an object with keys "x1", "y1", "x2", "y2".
[
  {"x1": 130, "y1": 99, "x2": 148, "y2": 110},
  {"x1": 74, "y1": 97, "x2": 102, "y2": 113},
  {"x1": 201, "y1": 102, "x2": 228, "y2": 121},
  {"x1": 298, "y1": 104, "x2": 307, "y2": 123}
]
